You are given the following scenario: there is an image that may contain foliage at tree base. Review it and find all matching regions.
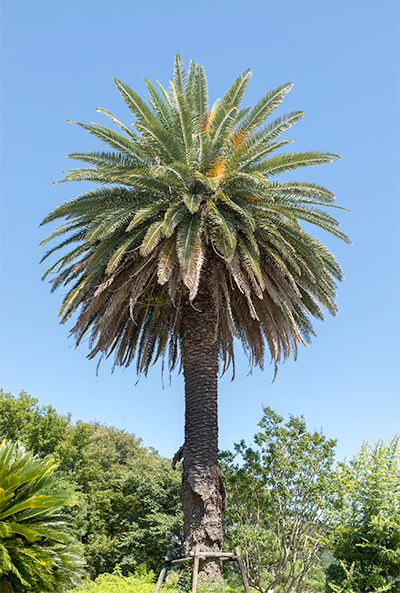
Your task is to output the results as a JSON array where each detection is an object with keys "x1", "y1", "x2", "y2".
[{"x1": 66, "y1": 565, "x2": 254, "y2": 593}]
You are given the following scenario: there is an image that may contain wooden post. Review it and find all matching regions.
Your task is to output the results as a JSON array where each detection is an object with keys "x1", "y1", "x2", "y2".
[
  {"x1": 155, "y1": 548, "x2": 250, "y2": 593},
  {"x1": 191, "y1": 545, "x2": 200, "y2": 593},
  {"x1": 235, "y1": 547, "x2": 250, "y2": 593},
  {"x1": 154, "y1": 550, "x2": 172, "y2": 593}
]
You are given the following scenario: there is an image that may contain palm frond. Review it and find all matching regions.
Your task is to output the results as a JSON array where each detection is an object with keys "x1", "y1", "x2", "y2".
[
  {"x1": 266, "y1": 180, "x2": 337, "y2": 203},
  {"x1": 239, "y1": 82, "x2": 293, "y2": 132},
  {"x1": 176, "y1": 212, "x2": 203, "y2": 272},
  {"x1": 66, "y1": 150, "x2": 140, "y2": 169},
  {"x1": 163, "y1": 203, "x2": 187, "y2": 237},
  {"x1": 172, "y1": 53, "x2": 187, "y2": 98},
  {"x1": 237, "y1": 234, "x2": 264, "y2": 294},
  {"x1": 94, "y1": 107, "x2": 138, "y2": 137},
  {"x1": 248, "y1": 151, "x2": 340, "y2": 177},
  {"x1": 207, "y1": 202, "x2": 237, "y2": 261},
  {"x1": 144, "y1": 78, "x2": 172, "y2": 130},
  {"x1": 189, "y1": 64, "x2": 209, "y2": 134},
  {"x1": 0, "y1": 440, "x2": 84, "y2": 591},
  {"x1": 183, "y1": 192, "x2": 203, "y2": 214},
  {"x1": 113, "y1": 78, "x2": 157, "y2": 126},
  {"x1": 140, "y1": 219, "x2": 165, "y2": 255},
  {"x1": 65, "y1": 120, "x2": 146, "y2": 163},
  {"x1": 169, "y1": 79, "x2": 193, "y2": 157},
  {"x1": 157, "y1": 236, "x2": 178, "y2": 285},
  {"x1": 126, "y1": 202, "x2": 166, "y2": 232},
  {"x1": 257, "y1": 110, "x2": 304, "y2": 142}
]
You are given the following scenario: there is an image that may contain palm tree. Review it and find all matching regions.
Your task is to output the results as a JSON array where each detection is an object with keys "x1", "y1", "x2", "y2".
[
  {"x1": 41, "y1": 55, "x2": 349, "y2": 582},
  {"x1": 0, "y1": 439, "x2": 84, "y2": 592}
]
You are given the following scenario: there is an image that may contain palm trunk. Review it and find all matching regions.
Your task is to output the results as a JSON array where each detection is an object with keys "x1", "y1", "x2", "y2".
[{"x1": 180, "y1": 266, "x2": 226, "y2": 583}]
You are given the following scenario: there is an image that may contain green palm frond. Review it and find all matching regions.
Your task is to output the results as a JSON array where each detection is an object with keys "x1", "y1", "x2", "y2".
[
  {"x1": 207, "y1": 201, "x2": 237, "y2": 261},
  {"x1": 144, "y1": 78, "x2": 172, "y2": 130},
  {"x1": 0, "y1": 440, "x2": 84, "y2": 591},
  {"x1": 163, "y1": 203, "x2": 187, "y2": 237},
  {"x1": 266, "y1": 180, "x2": 337, "y2": 203},
  {"x1": 140, "y1": 219, "x2": 165, "y2": 255},
  {"x1": 65, "y1": 120, "x2": 146, "y2": 163},
  {"x1": 210, "y1": 69, "x2": 251, "y2": 135},
  {"x1": 237, "y1": 234, "x2": 264, "y2": 295},
  {"x1": 106, "y1": 232, "x2": 142, "y2": 273},
  {"x1": 41, "y1": 54, "x2": 349, "y2": 376},
  {"x1": 41, "y1": 246, "x2": 90, "y2": 286},
  {"x1": 85, "y1": 208, "x2": 135, "y2": 242},
  {"x1": 66, "y1": 150, "x2": 140, "y2": 169},
  {"x1": 232, "y1": 138, "x2": 294, "y2": 171},
  {"x1": 239, "y1": 82, "x2": 293, "y2": 132},
  {"x1": 257, "y1": 110, "x2": 305, "y2": 141},
  {"x1": 113, "y1": 78, "x2": 156, "y2": 126},
  {"x1": 176, "y1": 212, "x2": 203, "y2": 274},
  {"x1": 40, "y1": 186, "x2": 137, "y2": 225},
  {"x1": 172, "y1": 53, "x2": 187, "y2": 96},
  {"x1": 94, "y1": 106, "x2": 137, "y2": 137},
  {"x1": 126, "y1": 201, "x2": 167, "y2": 232},
  {"x1": 248, "y1": 150, "x2": 340, "y2": 176},
  {"x1": 188, "y1": 63, "x2": 209, "y2": 134},
  {"x1": 169, "y1": 79, "x2": 193, "y2": 157},
  {"x1": 216, "y1": 192, "x2": 256, "y2": 231},
  {"x1": 183, "y1": 192, "x2": 203, "y2": 214},
  {"x1": 209, "y1": 105, "x2": 239, "y2": 158}
]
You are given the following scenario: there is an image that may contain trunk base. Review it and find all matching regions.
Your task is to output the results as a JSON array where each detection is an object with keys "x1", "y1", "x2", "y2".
[{"x1": 181, "y1": 460, "x2": 226, "y2": 584}]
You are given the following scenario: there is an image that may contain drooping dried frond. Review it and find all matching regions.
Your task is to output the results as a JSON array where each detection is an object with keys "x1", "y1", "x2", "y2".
[{"x1": 41, "y1": 54, "x2": 349, "y2": 376}]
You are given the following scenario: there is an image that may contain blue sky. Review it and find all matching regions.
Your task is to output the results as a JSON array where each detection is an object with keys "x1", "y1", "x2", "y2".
[{"x1": 1, "y1": 0, "x2": 399, "y2": 463}]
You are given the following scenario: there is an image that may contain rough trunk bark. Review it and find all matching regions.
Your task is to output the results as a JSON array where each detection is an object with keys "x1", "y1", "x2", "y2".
[{"x1": 180, "y1": 267, "x2": 226, "y2": 584}]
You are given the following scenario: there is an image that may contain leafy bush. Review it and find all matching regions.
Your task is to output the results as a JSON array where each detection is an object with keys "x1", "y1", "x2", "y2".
[
  {"x1": 67, "y1": 566, "x2": 156, "y2": 593},
  {"x1": 67, "y1": 565, "x2": 252, "y2": 592}
]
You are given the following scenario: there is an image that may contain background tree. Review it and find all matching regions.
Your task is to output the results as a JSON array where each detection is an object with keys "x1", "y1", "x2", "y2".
[
  {"x1": 221, "y1": 407, "x2": 337, "y2": 593},
  {"x1": 0, "y1": 439, "x2": 84, "y2": 592},
  {"x1": 74, "y1": 431, "x2": 182, "y2": 578},
  {"x1": 0, "y1": 390, "x2": 182, "y2": 578},
  {"x1": 0, "y1": 390, "x2": 73, "y2": 463},
  {"x1": 326, "y1": 436, "x2": 400, "y2": 592},
  {"x1": 41, "y1": 54, "x2": 348, "y2": 581}
]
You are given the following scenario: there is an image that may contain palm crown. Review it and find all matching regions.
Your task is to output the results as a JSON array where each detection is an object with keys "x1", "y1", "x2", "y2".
[{"x1": 41, "y1": 54, "x2": 349, "y2": 377}]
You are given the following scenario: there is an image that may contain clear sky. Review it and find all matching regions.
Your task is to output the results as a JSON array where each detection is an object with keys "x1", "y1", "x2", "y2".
[{"x1": 1, "y1": 0, "x2": 399, "y2": 463}]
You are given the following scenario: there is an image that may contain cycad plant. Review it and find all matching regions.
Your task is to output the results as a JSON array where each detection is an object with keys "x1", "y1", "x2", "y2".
[
  {"x1": 41, "y1": 55, "x2": 349, "y2": 581},
  {"x1": 0, "y1": 439, "x2": 84, "y2": 592}
]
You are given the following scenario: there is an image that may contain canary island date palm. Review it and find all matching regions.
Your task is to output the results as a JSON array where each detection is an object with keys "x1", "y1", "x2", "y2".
[
  {"x1": 41, "y1": 55, "x2": 349, "y2": 581},
  {"x1": 0, "y1": 439, "x2": 84, "y2": 592}
]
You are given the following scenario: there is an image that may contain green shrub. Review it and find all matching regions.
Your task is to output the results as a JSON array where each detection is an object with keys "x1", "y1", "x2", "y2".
[
  {"x1": 68, "y1": 567, "x2": 156, "y2": 593},
  {"x1": 67, "y1": 565, "x2": 252, "y2": 592}
]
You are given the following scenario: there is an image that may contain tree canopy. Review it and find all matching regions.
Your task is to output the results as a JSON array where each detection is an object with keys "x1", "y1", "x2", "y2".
[
  {"x1": 221, "y1": 406, "x2": 336, "y2": 592},
  {"x1": 326, "y1": 436, "x2": 400, "y2": 592},
  {"x1": 0, "y1": 390, "x2": 182, "y2": 579}
]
